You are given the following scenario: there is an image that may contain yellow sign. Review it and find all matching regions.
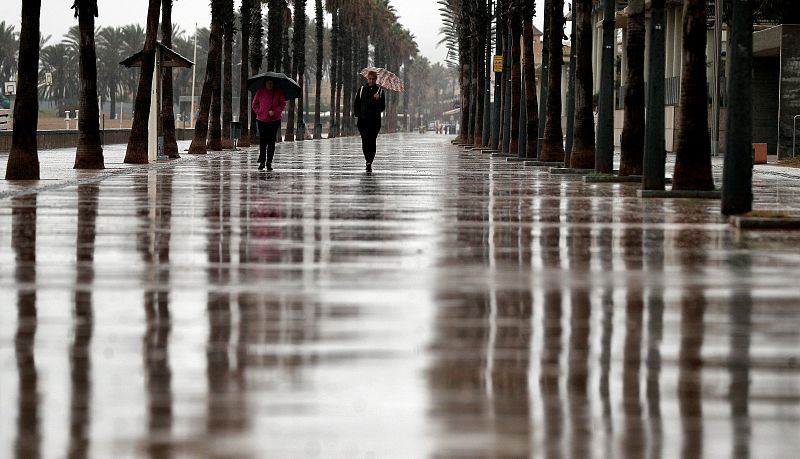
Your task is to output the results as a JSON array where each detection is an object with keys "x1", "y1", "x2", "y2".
[{"x1": 493, "y1": 55, "x2": 503, "y2": 73}]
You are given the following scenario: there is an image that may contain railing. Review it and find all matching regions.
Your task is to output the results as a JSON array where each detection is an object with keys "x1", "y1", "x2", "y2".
[{"x1": 0, "y1": 109, "x2": 10, "y2": 131}]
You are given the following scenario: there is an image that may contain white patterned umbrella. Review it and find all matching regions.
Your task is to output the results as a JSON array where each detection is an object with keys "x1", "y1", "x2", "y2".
[{"x1": 360, "y1": 67, "x2": 405, "y2": 93}]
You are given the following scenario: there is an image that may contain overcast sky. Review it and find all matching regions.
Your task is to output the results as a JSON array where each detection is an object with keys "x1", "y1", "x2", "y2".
[{"x1": 2, "y1": 0, "x2": 547, "y2": 64}]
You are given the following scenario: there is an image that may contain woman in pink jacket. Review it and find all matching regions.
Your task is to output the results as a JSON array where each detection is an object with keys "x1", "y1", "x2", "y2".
[{"x1": 252, "y1": 79, "x2": 286, "y2": 170}]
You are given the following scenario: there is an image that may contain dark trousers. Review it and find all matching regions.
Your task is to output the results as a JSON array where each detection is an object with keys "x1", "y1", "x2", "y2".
[
  {"x1": 257, "y1": 120, "x2": 281, "y2": 165},
  {"x1": 358, "y1": 119, "x2": 381, "y2": 163}
]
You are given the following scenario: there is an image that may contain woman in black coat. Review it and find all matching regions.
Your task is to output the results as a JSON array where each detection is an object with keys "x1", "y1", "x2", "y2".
[{"x1": 353, "y1": 71, "x2": 386, "y2": 171}]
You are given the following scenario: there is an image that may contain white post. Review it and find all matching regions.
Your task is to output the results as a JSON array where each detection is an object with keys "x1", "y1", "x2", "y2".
[
  {"x1": 711, "y1": 1, "x2": 722, "y2": 157},
  {"x1": 148, "y1": 53, "x2": 159, "y2": 162},
  {"x1": 190, "y1": 24, "x2": 198, "y2": 128},
  {"x1": 119, "y1": 102, "x2": 123, "y2": 128}
]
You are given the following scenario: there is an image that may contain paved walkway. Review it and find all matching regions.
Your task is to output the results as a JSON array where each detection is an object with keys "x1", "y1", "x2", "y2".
[{"x1": 1, "y1": 133, "x2": 800, "y2": 458}]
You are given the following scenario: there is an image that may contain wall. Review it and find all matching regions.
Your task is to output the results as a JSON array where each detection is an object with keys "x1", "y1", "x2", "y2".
[
  {"x1": 778, "y1": 25, "x2": 800, "y2": 158},
  {"x1": 753, "y1": 57, "x2": 780, "y2": 155},
  {"x1": 0, "y1": 128, "x2": 195, "y2": 152}
]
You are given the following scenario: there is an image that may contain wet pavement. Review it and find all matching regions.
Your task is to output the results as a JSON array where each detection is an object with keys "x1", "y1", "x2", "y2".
[{"x1": 1, "y1": 133, "x2": 800, "y2": 459}]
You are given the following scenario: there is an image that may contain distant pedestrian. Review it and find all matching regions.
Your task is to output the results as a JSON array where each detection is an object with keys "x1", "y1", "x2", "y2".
[
  {"x1": 354, "y1": 71, "x2": 386, "y2": 172},
  {"x1": 252, "y1": 79, "x2": 286, "y2": 171}
]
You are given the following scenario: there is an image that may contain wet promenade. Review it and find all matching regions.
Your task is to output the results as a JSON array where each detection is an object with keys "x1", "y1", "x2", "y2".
[{"x1": 1, "y1": 133, "x2": 800, "y2": 458}]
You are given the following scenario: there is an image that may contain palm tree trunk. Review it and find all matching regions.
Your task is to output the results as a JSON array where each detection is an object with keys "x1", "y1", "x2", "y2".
[
  {"x1": 673, "y1": 0, "x2": 713, "y2": 191},
  {"x1": 74, "y1": 0, "x2": 104, "y2": 170},
  {"x1": 267, "y1": 0, "x2": 283, "y2": 72},
  {"x1": 207, "y1": 43, "x2": 223, "y2": 151},
  {"x1": 334, "y1": 36, "x2": 343, "y2": 137},
  {"x1": 284, "y1": 6, "x2": 296, "y2": 142},
  {"x1": 188, "y1": 4, "x2": 223, "y2": 155},
  {"x1": 221, "y1": 12, "x2": 234, "y2": 150},
  {"x1": 161, "y1": 0, "x2": 180, "y2": 158},
  {"x1": 340, "y1": 27, "x2": 352, "y2": 138},
  {"x1": 5, "y1": 0, "x2": 41, "y2": 180},
  {"x1": 619, "y1": 0, "x2": 645, "y2": 176},
  {"x1": 721, "y1": 0, "x2": 753, "y2": 214},
  {"x1": 540, "y1": 0, "x2": 565, "y2": 162},
  {"x1": 124, "y1": 0, "x2": 161, "y2": 164},
  {"x1": 328, "y1": 8, "x2": 338, "y2": 138},
  {"x1": 110, "y1": 80, "x2": 117, "y2": 121},
  {"x1": 294, "y1": 0, "x2": 306, "y2": 141},
  {"x1": 248, "y1": 0, "x2": 264, "y2": 145},
  {"x1": 523, "y1": 13, "x2": 539, "y2": 159},
  {"x1": 570, "y1": 0, "x2": 596, "y2": 169},
  {"x1": 472, "y1": 4, "x2": 486, "y2": 147},
  {"x1": 458, "y1": 46, "x2": 471, "y2": 143},
  {"x1": 238, "y1": 0, "x2": 251, "y2": 147},
  {"x1": 508, "y1": 14, "x2": 522, "y2": 156},
  {"x1": 313, "y1": 0, "x2": 323, "y2": 139}
]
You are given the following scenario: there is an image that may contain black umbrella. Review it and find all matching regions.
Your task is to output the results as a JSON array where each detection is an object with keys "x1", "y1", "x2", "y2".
[{"x1": 247, "y1": 72, "x2": 301, "y2": 100}]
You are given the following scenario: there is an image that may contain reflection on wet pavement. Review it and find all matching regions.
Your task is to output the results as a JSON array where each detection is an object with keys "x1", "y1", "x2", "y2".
[{"x1": 1, "y1": 133, "x2": 800, "y2": 458}]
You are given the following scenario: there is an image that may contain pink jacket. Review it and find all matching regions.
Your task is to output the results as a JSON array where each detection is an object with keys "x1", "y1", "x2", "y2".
[{"x1": 252, "y1": 87, "x2": 286, "y2": 123}]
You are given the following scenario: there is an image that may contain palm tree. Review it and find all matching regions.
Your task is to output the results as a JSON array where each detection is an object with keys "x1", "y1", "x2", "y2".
[
  {"x1": 507, "y1": 1, "x2": 523, "y2": 155},
  {"x1": 539, "y1": 0, "x2": 564, "y2": 163},
  {"x1": 721, "y1": 0, "x2": 753, "y2": 214},
  {"x1": 0, "y1": 21, "x2": 18, "y2": 84},
  {"x1": 471, "y1": 0, "x2": 488, "y2": 147},
  {"x1": 326, "y1": 4, "x2": 338, "y2": 138},
  {"x1": 248, "y1": 1, "x2": 264, "y2": 144},
  {"x1": 207, "y1": 15, "x2": 225, "y2": 152},
  {"x1": 267, "y1": 0, "x2": 285, "y2": 71},
  {"x1": 39, "y1": 44, "x2": 78, "y2": 113},
  {"x1": 313, "y1": 0, "x2": 323, "y2": 139},
  {"x1": 124, "y1": 0, "x2": 162, "y2": 164},
  {"x1": 97, "y1": 27, "x2": 124, "y2": 119},
  {"x1": 522, "y1": 0, "x2": 539, "y2": 158},
  {"x1": 221, "y1": 0, "x2": 236, "y2": 149},
  {"x1": 673, "y1": 0, "x2": 713, "y2": 190},
  {"x1": 619, "y1": 0, "x2": 645, "y2": 176},
  {"x1": 120, "y1": 24, "x2": 146, "y2": 105},
  {"x1": 161, "y1": 0, "x2": 180, "y2": 158},
  {"x1": 458, "y1": 0, "x2": 471, "y2": 143},
  {"x1": 189, "y1": 0, "x2": 224, "y2": 154},
  {"x1": 5, "y1": 0, "x2": 42, "y2": 180},
  {"x1": 238, "y1": 0, "x2": 252, "y2": 147},
  {"x1": 569, "y1": 0, "x2": 595, "y2": 169},
  {"x1": 285, "y1": 4, "x2": 298, "y2": 142},
  {"x1": 72, "y1": 0, "x2": 104, "y2": 170},
  {"x1": 292, "y1": 0, "x2": 307, "y2": 141}
]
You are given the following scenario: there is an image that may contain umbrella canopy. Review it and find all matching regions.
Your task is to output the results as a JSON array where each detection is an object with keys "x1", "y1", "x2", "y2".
[
  {"x1": 247, "y1": 72, "x2": 301, "y2": 100},
  {"x1": 360, "y1": 67, "x2": 405, "y2": 93}
]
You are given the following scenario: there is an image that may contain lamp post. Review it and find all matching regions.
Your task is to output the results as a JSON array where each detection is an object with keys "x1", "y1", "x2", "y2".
[
  {"x1": 190, "y1": 23, "x2": 198, "y2": 128},
  {"x1": 596, "y1": 0, "x2": 616, "y2": 173}
]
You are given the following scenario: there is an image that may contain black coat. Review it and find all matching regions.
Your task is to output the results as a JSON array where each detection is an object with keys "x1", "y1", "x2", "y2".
[{"x1": 353, "y1": 84, "x2": 386, "y2": 124}]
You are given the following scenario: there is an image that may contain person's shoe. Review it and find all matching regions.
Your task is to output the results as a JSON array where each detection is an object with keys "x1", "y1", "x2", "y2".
[
  {"x1": 366, "y1": 162, "x2": 372, "y2": 172},
  {"x1": 258, "y1": 161, "x2": 265, "y2": 170},
  {"x1": 266, "y1": 163, "x2": 273, "y2": 171}
]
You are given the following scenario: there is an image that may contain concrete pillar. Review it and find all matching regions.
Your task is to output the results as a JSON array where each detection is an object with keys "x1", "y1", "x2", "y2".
[
  {"x1": 594, "y1": 20, "x2": 601, "y2": 92},
  {"x1": 665, "y1": 7, "x2": 674, "y2": 78},
  {"x1": 621, "y1": 27, "x2": 629, "y2": 84},
  {"x1": 675, "y1": 5, "x2": 682, "y2": 77}
]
